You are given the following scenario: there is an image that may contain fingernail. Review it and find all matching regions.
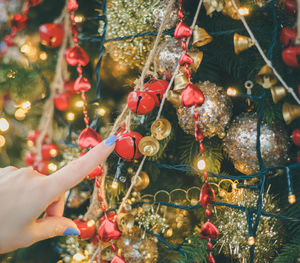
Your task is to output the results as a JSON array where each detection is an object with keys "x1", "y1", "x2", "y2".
[
  {"x1": 104, "y1": 134, "x2": 117, "y2": 146},
  {"x1": 64, "y1": 227, "x2": 80, "y2": 236}
]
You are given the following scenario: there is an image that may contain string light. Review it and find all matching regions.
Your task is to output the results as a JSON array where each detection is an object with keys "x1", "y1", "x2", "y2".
[
  {"x1": 288, "y1": 194, "x2": 296, "y2": 204},
  {"x1": 49, "y1": 149, "x2": 58, "y2": 158},
  {"x1": 39, "y1": 51, "x2": 48, "y2": 60},
  {"x1": 227, "y1": 87, "x2": 237, "y2": 97},
  {"x1": 0, "y1": 135, "x2": 6, "y2": 147},
  {"x1": 96, "y1": 107, "x2": 106, "y2": 116},
  {"x1": 87, "y1": 220, "x2": 95, "y2": 227},
  {"x1": 248, "y1": 236, "x2": 255, "y2": 246},
  {"x1": 66, "y1": 112, "x2": 75, "y2": 121},
  {"x1": 238, "y1": 7, "x2": 250, "y2": 16},
  {"x1": 74, "y1": 14, "x2": 84, "y2": 23},
  {"x1": 72, "y1": 252, "x2": 85, "y2": 262},
  {"x1": 0, "y1": 118, "x2": 9, "y2": 132},
  {"x1": 75, "y1": 100, "x2": 84, "y2": 107},
  {"x1": 197, "y1": 158, "x2": 206, "y2": 170},
  {"x1": 21, "y1": 101, "x2": 31, "y2": 110},
  {"x1": 27, "y1": 140, "x2": 34, "y2": 147},
  {"x1": 111, "y1": 181, "x2": 118, "y2": 189},
  {"x1": 48, "y1": 163, "x2": 58, "y2": 172},
  {"x1": 15, "y1": 108, "x2": 26, "y2": 120}
]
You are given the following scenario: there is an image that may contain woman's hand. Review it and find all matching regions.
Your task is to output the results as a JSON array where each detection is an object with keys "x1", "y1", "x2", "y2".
[{"x1": 0, "y1": 135, "x2": 117, "y2": 253}]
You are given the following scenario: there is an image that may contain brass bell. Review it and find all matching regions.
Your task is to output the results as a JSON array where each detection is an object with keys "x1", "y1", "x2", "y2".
[
  {"x1": 132, "y1": 171, "x2": 150, "y2": 192},
  {"x1": 151, "y1": 118, "x2": 172, "y2": 140},
  {"x1": 233, "y1": 33, "x2": 254, "y2": 54},
  {"x1": 138, "y1": 136, "x2": 160, "y2": 156},
  {"x1": 116, "y1": 213, "x2": 135, "y2": 232},
  {"x1": 100, "y1": 243, "x2": 115, "y2": 261},
  {"x1": 174, "y1": 69, "x2": 189, "y2": 91},
  {"x1": 270, "y1": 86, "x2": 287, "y2": 104},
  {"x1": 188, "y1": 51, "x2": 204, "y2": 72},
  {"x1": 222, "y1": 0, "x2": 240, "y2": 20},
  {"x1": 255, "y1": 65, "x2": 278, "y2": 89},
  {"x1": 282, "y1": 102, "x2": 300, "y2": 125},
  {"x1": 166, "y1": 90, "x2": 181, "y2": 108},
  {"x1": 192, "y1": 26, "x2": 213, "y2": 47}
]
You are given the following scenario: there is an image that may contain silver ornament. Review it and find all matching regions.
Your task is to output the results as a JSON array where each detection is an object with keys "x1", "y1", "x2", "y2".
[{"x1": 153, "y1": 0, "x2": 178, "y2": 30}]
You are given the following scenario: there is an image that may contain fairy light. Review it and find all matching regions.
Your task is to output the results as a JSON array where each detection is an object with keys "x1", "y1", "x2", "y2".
[
  {"x1": 111, "y1": 181, "x2": 118, "y2": 189},
  {"x1": 248, "y1": 236, "x2": 255, "y2": 246},
  {"x1": 0, "y1": 118, "x2": 9, "y2": 132},
  {"x1": 75, "y1": 100, "x2": 84, "y2": 107},
  {"x1": 15, "y1": 108, "x2": 26, "y2": 120},
  {"x1": 27, "y1": 140, "x2": 34, "y2": 147},
  {"x1": 20, "y1": 44, "x2": 31, "y2": 54},
  {"x1": 73, "y1": 252, "x2": 85, "y2": 262},
  {"x1": 238, "y1": 7, "x2": 250, "y2": 16},
  {"x1": 21, "y1": 101, "x2": 31, "y2": 110},
  {"x1": 227, "y1": 87, "x2": 237, "y2": 97},
  {"x1": 48, "y1": 163, "x2": 57, "y2": 172},
  {"x1": 49, "y1": 149, "x2": 58, "y2": 157},
  {"x1": 288, "y1": 194, "x2": 296, "y2": 204},
  {"x1": 197, "y1": 158, "x2": 206, "y2": 170},
  {"x1": 0, "y1": 135, "x2": 6, "y2": 147},
  {"x1": 66, "y1": 112, "x2": 75, "y2": 121},
  {"x1": 96, "y1": 107, "x2": 106, "y2": 116},
  {"x1": 87, "y1": 220, "x2": 95, "y2": 227},
  {"x1": 39, "y1": 51, "x2": 48, "y2": 60},
  {"x1": 74, "y1": 14, "x2": 84, "y2": 23}
]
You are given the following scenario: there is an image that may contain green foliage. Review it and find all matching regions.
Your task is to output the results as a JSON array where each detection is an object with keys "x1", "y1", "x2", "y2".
[{"x1": 273, "y1": 236, "x2": 300, "y2": 263}]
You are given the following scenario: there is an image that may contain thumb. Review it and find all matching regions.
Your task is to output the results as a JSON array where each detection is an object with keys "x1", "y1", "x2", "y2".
[{"x1": 30, "y1": 216, "x2": 80, "y2": 242}]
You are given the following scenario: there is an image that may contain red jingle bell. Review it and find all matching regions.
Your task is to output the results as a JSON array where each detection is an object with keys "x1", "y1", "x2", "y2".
[
  {"x1": 200, "y1": 221, "x2": 219, "y2": 240},
  {"x1": 11, "y1": 14, "x2": 28, "y2": 32},
  {"x1": 292, "y1": 129, "x2": 300, "y2": 146},
  {"x1": 179, "y1": 53, "x2": 194, "y2": 66},
  {"x1": 98, "y1": 216, "x2": 121, "y2": 242},
  {"x1": 41, "y1": 144, "x2": 59, "y2": 160},
  {"x1": 39, "y1": 23, "x2": 64, "y2": 48},
  {"x1": 28, "y1": 130, "x2": 41, "y2": 145},
  {"x1": 280, "y1": 28, "x2": 297, "y2": 47},
  {"x1": 34, "y1": 160, "x2": 50, "y2": 175},
  {"x1": 64, "y1": 81, "x2": 76, "y2": 95},
  {"x1": 127, "y1": 91, "x2": 155, "y2": 115},
  {"x1": 25, "y1": 152, "x2": 35, "y2": 166},
  {"x1": 111, "y1": 256, "x2": 127, "y2": 263},
  {"x1": 284, "y1": 0, "x2": 297, "y2": 16},
  {"x1": 174, "y1": 22, "x2": 192, "y2": 40},
  {"x1": 54, "y1": 92, "x2": 72, "y2": 111},
  {"x1": 144, "y1": 79, "x2": 169, "y2": 106},
  {"x1": 73, "y1": 219, "x2": 96, "y2": 240},
  {"x1": 282, "y1": 46, "x2": 300, "y2": 68},
  {"x1": 200, "y1": 182, "x2": 216, "y2": 208},
  {"x1": 78, "y1": 127, "x2": 101, "y2": 149},
  {"x1": 74, "y1": 76, "x2": 91, "y2": 93},
  {"x1": 181, "y1": 83, "x2": 205, "y2": 107},
  {"x1": 115, "y1": 132, "x2": 143, "y2": 161},
  {"x1": 67, "y1": 0, "x2": 79, "y2": 12},
  {"x1": 65, "y1": 46, "x2": 89, "y2": 66}
]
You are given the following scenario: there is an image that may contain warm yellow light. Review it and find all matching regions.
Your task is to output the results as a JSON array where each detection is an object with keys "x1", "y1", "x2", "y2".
[
  {"x1": 15, "y1": 108, "x2": 26, "y2": 120},
  {"x1": 48, "y1": 163, "x2": 57, "y2": 172},
  {"x1": 39, "y1": 52, "x2": 48, "y2": 60},
  {"x1": 74, "y1": 15, "x2": 84, "y2": 23},
  {"x1": 0, "y1": 118, "x2": 9, "y2": 132},
  {"x1": 27, "y1": 140, "x2": 34, "y2": 147},
  {"x1": 197, "y1": 159, "x2": 206, "y2": 170},
  {"x1": 20, "y1": 44, "x2": 30, "y2": 54},
  {"x1": 97, "y1": 107, "x2": 106, "y2": 116},
  {"x1": 66, "y1": 112, "x2": 75, "y2": 121},
  {"x1": 49, "y1": 149, "x2": 58, "y2": 157},
  {"x1": 227, "y1": 87, "x2": 237, "y2": 97},
  {"x1": 21, "y1": 101, "x2": 31, "y2": 110},
  {"x1": 73, "y1": 252, "x2": 85, "y2": 262},
  {"x1": 75, "y1": 100, "x2": 84, "y2": 107},
  {"x1": 111, "y1": 181, "x2": 118, "y2": 189},
  {"x1": 87, "y1": 220, "x2": 95, "y2": 227},
  {"x1": 248, "y1": 236, "x2": 255, "y2": 246},
  {"x1": 0, "y1": 135, "x2": 6, "y2": 147},
  {"x1": 288, "y1": 194, "x2": 296, "y2": 204},
  {"x1": 238, "y1": 7, "x2": 249, "y2": 16}
]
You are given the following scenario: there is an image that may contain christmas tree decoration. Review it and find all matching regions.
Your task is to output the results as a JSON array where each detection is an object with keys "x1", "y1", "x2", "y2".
[
  {"x1": 127, "y1": 91, "x2": 156, "y2": 115},
  {"x1": 138, "y1": 136, "x2": 160, "y2": 157},
  {"x1": 177, "y1": 81, "x2": 232, "y2": 138},
  {"x1": 223, "y1": 112, "x2": 289, "y2": 175},
  {"x1": 200, "y1": 182, "x2": 216, "y2": 208},
  {"x1": 24, "y1": 151, "x2": 36, "y2": 165},
  {"x1": 282, "y1": 46, "x2": 300, "y2": 68},
  {"x1": 284, "y1": 0, "x2": 297, "y2": 16},
  {"x1": 255, "y1": 65, "x2": 278, "y2": 89},
  {"x1": 270, "y1": 86, "x2": 287, "y2": 104},
  {"x1": 64, "y1": 46, "x2": 89, "y2": 66},
  {"x1": 87, "y1": 165, "x2": 103, "y2": 179},
  {"x1": 174, "y1": 69, "x2": 189, "y2": 91},
  {"x1": 192, "y1": 26, "x2": 213, "y2": 47},
  {"x1": 280, "y1": 27, "x2": 297, "y2": 47},
  {"x1": 98, "y1": 216, "x2": 122, "y2": 242},
  {"x1": 132, "y1": 171, "x2": 150, "y2": 192},
  {"x1": 41, "y1": 143, "x2": 59, "y2": 160},
  {"x1": 144, "y1": 79, "x2": 169, "y2": 107},
  {"x1": 111, "y1": 255, "x2": 127, "y2": 263},
  {"x1": 11, "y1": 14, "x2": 29, "y2": 32},
  {"x1": 181, "y1": 83, "x2": 205, "y2": 107},
  {"x1": 67, "y1": 188, "x2": 91, "y2": 208},
  {"x1": 152, "y1": 0, "x2": 178, "y2": 30},
  {"x1": 54, "y1": 92, "x2": 72, "y2": 111},
  {"x1": 199, "y1": 221, "x2": 219, "y2": 240},
  {"x1": 73, "y1": 76, "x2": 91, "y2": 93},
  {"x1": 64, "y1": 80, "x2": 76, "y2": 95},
  {"x1": 116, "y1": 213, "x2": 136, "y2": 233},
  {"x1": 27, "y1": 130, "x2": 41, "y2": 145},
  {"x1": 78, "y1": 127, "x2": 101, "y2": 149},
  {"x1": 73, "y1": 219, "x2": 96, "y2": 240},
  {"x1": 39, "y1": 23, "x2": 65, "y2": 48},
  {"x1": 174, "y1": 22, "x2": 192, "y2": 40},
  {"x1": 233, "y1": 33, "x2": 254, "y2": 54},
  {"x1": 115, "y1": 132, "x2": 143, "y2": 161},
  {"x1": 282, "y1": 102, "x2": 300, "y2": 124},
  {"x1": 33, "y1": 160, "x2": 50, "y2": 175},
  {"x1": 203, "y1": 0, "x2": 224, "y2": 16},
  {"x1": 151, "y1": 118, "x2": 172, "y2": 140},
  {"x1": 292, "y1": 129, "x2": 300, "y2": 146}
]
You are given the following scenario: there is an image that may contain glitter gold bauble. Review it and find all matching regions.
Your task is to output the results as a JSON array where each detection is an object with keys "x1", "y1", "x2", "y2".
[
  {"x1": 153, "y1": 0, "x2": 178, "y2": 30},
  {"x1": 177, "y1": 81, "x2": 233, "y2": 138},
  {"x1": 223, "y1": 112, "x2": 289, "y2": 175}
]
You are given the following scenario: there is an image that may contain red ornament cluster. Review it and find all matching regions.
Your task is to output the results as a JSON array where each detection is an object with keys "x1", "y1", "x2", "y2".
[{"x1": 39, "y1": 23, "x2": 65, "y2": 48}]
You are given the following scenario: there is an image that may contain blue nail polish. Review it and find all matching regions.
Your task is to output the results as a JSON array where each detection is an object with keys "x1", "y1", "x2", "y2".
[
  {"x1": 64, "y1": 227, "x2": 80, "y2": 236},
  {"x1": 104, "y1": 134, "x2": 117, "y2": 146}
]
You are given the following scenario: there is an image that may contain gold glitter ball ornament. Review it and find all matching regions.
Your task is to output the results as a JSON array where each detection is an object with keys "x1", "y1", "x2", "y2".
[
  {"x1": 177, "y1": 81, "x2": 233, "y2": 138},
  {"x1": 223, "y1": 112, "x2": 289, "y2": 175},
  {"x1": 153, "y1": 0, "x2": 178, "y2": 30}
]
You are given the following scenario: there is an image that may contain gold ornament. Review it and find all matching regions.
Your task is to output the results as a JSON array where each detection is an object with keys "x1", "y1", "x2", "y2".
[
  {"x1": 132, "y1": 171, "x2": 150, "y2": 192},
  {"x1": 151, "y1": 118, "x2": 172, "y2": 140},
  {"x1": 222, "y1": 0, "x2": 240, "y2": 19},
  {"x1": 117, "y1": 212, "x2": 136, "y2": 233},
  {"x1": 270, "y1": 86, "x2": 287, "y2": 104},
  {"x1": 233, "y1": 33, "x2": 254, "y2": 54},
  {"x1": 100, "y1": 243, "x2": 116, "y2": 261},
  {"x1": 203, "y1": 0, "x2": 224, "y2": 15},
  {"x1": 174, "y1": 69, "x2": 189, "y2": 91},
  {"x1": 166, "y1": 90, "x2": 181, "y2": 108},
  {"x1": 188, "y1": 51, "x2": 204, "y2": 72},
  {"x1": 282, "y1": 102, "x2": 300, "y2": 125},
  {"x1": 138, "y1": 136, "x2": 160, "y2": 156},
  {"x1": 192, "y1": 26, "x2": 213, "y2": 47},
  {"x1": 255, "y1": 65, "x2": 278, "y2": 89}
]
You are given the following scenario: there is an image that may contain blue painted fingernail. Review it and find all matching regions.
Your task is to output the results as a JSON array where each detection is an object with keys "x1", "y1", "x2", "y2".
[
  {"x1": 64, "y1": 227, "x2": 80, "y2": 236},
  {"x1": 104, "y1": 134, "x2": 117, "y2": 146}
]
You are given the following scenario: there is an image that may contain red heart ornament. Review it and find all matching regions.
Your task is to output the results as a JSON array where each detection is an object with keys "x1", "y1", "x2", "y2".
[
  {"x1": 111, "y1": 256, "x2": 127, "y2": 263},
  {"x1": 74, "y1": 76, "x2": 91, "y2": 93},
  {"x1": 284, "y1": 0, "x2": 297, "y2": 16},
  {"x1": 292, "y1": 129, "x2": 300, "y2": 146},
  {"x1": 11, "y1": 14, "x2": 28, "y2": 32},
  {"x1": 88, "y1": 165, "x2": 103, "y2": 179},
  {"x1": 41, "y1": 144, "x2": 59, "y2": 160},
  {"x1": 179, "y1": 53, "x2": 194, "y2": 66},
  {"x1": 174, "y1": 22, "x2": 192, "y2": 40},
  {"x1": 67, "y1": 0, "x2": 79, "y2": 12},
  {"x1": 73, "y1": 219, "x2": 96, "y2": 240},
  {"x1": 115, "y1": 132, "x2": 143, "y2": 161},
  {"x1": 99, "y1": 212, "x2": 116, "y2": 225},
  {"x1": 65, "y1": 46, "x2": 89, "y2": 66},
  {"x1": 144, "y1": 79, "x2": 169, "y2": 106},
  {"x1": 181, "y1": 83, "x2": 205, "y2": 107},
  {"x1": 282, "y1": 46, "x2": 300, "y2": 68},
  {"x1": 280, "y1": 28, "x2": 297, "y2": 47},
  {"x1": 25, "y1": 152, "x2": 36, "y2": 166},
  {"x1": 78, "y1": 127, "x2": 101, "y2": 149},
  {"x1": 200, "y1": 182, "x2": 215, "y2": 208},
  {"x1": 98, "y1": 217, "x2": 121, "y2": 242},
  {"x1": 54, "y1": 92, "x2": 72, "y2": 111},
  {"x1": 127, "y1": 91, "x2": 155, "y2": 114},
  {"x1": 39, "y1": 23, "x2": 64, "y2": 48},
  {"x1": 200, "y1": 221, "x2": 219, "y2": 240},
  {"x1": 207, "y1": 253, "x2": 215, "y2": 263}
]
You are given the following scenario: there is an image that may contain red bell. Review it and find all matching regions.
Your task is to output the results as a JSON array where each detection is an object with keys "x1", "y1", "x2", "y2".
[
  {"x1": 65, "y1": 46, "x2": 89, "y2": 66},
  {"x1": 67, "y1": 0, "x2": 79, "y2": 12},
  {"x1": 74, "y1": 76, "x2": 91, "y2": 93},
  {"x1": 282, "y1": 46, "x2": 300, "y2": 68},
  {"x1": 181, "y1": 83, "x2": 205, "y2": 107},
  {"x1": 200, "y1": 221, "x2": 219, "y2": 240},
  {"x1": 34, "y1": 160, "x2": 50, "y2": 175},
  {"x1": 25, "y1": 152, "x2": 35, "y2": 165},
  {"x1": 280, "y1": 28, "x2": 297, "y2": 47},
  {"x1": 127, "y1": 91, "x2": 155, "y2": 114},
  {"x1": 179, "y1": 53, "x2": 194, "y2": 66},
  {"x1": 41, "y1": 144, "x2": 59, "y2": 160},
  {"x1": 39, "y1": 23, "x2": 64, "y2": 48},
  {"x1": 115, "y1": 132, "x2": 143, "y2": 161},
  {"x1": 98, "y1": 216, "x2": 121, "y2": 242},
  {"x1": 200, "y1": 182, "x2": 215, "y2": 208},
  {"x1": 78, "y1": 127, "x2": 101, "y2": 149},
  {"x1": 174, "y1": 22, "x2": 192, "y2": 40},
  {"x1": 64, "y1": 81, "x2": 76, "y2": 95},
  {"x1": 73, "y1": 219, "x2": 96, "y2": 240},
  {"x1": 292, "y1": 129, "x2": 300, "y2": 146},
  {"x1": 111, "y1": 256, "x2": 127, "y2": 263},
  {"x1": 11, "y1": 14, "x2": 28, "y2": 32},
  {"x1": 27, "y1": 130, "x2": 41, "y2": 145},
  {"x1": 144, "y1": 79, "x2": 169, "y2": 106},
  {"x1": 54, "y1": 92, "x2": 72, "y2": 111},
  {"x1": 284, "y1": 0, "x2": 297, "y2": 16}
]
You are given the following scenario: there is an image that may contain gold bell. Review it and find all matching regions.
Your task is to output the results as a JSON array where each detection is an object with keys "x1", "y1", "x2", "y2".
[
  {"x1": 174, "y1": 69, "x2": 189, "y2": 91},
  {"x1": 151, "y1": 118, "x2": 172, "y2": 140},
  {"x1": 192, "y1": 26, "x2": 213, "y2": 47},
  {"x1": 116, "y1": 213, "x2": 135, "y2": 232},
  {"x1": 233, "y1": 33, "x2": 254, "y2": 54},
  {"x1": 132, "y1": 171, "x2": 150, "y2": 192},
  {"x1": 270, "y1": 86, "x2": 287, "y2": 104},
  {"x1": 282, "y1": 102, "x2": 300, "y2": 125},
  {"x1": 188, "y1": 51, "x2": 204, "y2": 72},
  {"x1": 138, "y1": 136, "x2": 160, "y2": 156},
  {"x1": 255, "y1": 65, "x2": 278, "y2": 89},
  {"x1": 166, "y1": 90, "x2": 181, "y2": 108},
  {"x1": 222, "y1": 0, "x2": 240, "y2": 20}
]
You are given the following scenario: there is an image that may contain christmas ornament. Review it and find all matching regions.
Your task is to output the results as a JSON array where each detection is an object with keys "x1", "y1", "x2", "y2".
[
  {"x1": 34, "y1": 160, "x2": 50, "y2": 175},
  {"x1": 25, "y1": 152, "x2": 35, "y2": 165},
  {"x1": 282, "y1": 46, "x2": 300, "y2": 68},
  {"x1": 292, "y1": 129, "x2": 300, "y2": 146},
  {"x1": 98, "y1": 216, "x2": 121, "y2": 242},
  {"x1": 54, "y1": 92, "x2": 72, "y2": 111},
  {"x1": 200, "y1": 182, "x2": 216, "y2": 208},
  {"x1": 64, "y1": 46, "x2": 89, "y2": 66},
  {"x1": 282, "y1": 102, "x2": 300, "y2": 124},
  {"x1": 255, "y1": 65, "x2": 277, "y2": 89},
  {"x1": 73, "y1": 76, "x2": 91, "y2": 93},
  {"x1": 192, "y1": 26, "x2": 213, "y2": 47},
  {"x1": 179, "y1": 53, "x2": 194, "y2": 66},
  {"x1": 177, "y1": 81, "x2": 232, "y2": 138},
  {"x1": 152, "y1": 0, "x2": 177, "y2": 30},
  {"x1": 78, "y1": 127, "x2": 101, "y2": 149},
  {"x1": 233, "y1": 33, "x2": 254, "y2": 54},
  {"x1": 132, "y1": 171, "x2": 150, "y2": 192},
  {"x1": 144, "y1": 79, "x2": 169, "y2": 107},
  {"x1": 223, "y1": 112, "x2": 289, "y2": 175},
  {"x1": 151, "y1": 118, "x2": 172, "y2": 140},
  {"x1": 64, "y1": 80, "x2": 76, "y2": 95},
  {"x1": 138, "y1": 136, "x2": 160, "y2": 156},
  {"x1": 127, "y1": 91, "x2": 156, "y2": 115},
  {"x1": 222, "y1": 0, "x2": 240, "y2": 20},
  {"x1": 280, "y1": 28, "x2": 297, "y2": 47},
  {"x1": 174, "y1": 22, "x2": 192, "y2": 40},
  {"x1": 200, "y1": 221, "x2": 219, "y2": 240},
  {"x1": 181, "y1": 83, "x2": 205, "y2": 107},
  {"x1": 67, "y1": 0, "x2": 79, "y2": 12},
  {"x1": 174, "y1": 69, "x2": 189, "y2": 91},
  {"x1": 116, "y1": 213, "x2": 136, "y2": 233},
  {"x1": 41, "y1": 143, "x2": 59, "y2": 160},
  {"x1": 284, "y1": 0, "x2": 297, "y2": 16},
  {"x1": 39, "y1": 23, "x2": 64, "y2": 48},
  {"x1": 28, "y1": 130, "x2": 41, "y2": 144},
  {"x1": 100, "y1": 243, "x2": 116, "y2": 261},
  {"x1": 203, "y1": 0, "x2": 224, "y2": 15},
  {"x1": 11, "y1": 14, "x2": 28, "y2": 32},
  {"x1": 115, "y1": 132, "x2": 143, "y2": 161},
  {"x1": 270, "y1": 86, "x2": 287, "y2": 104},
  {"x1": 87, "y1": 165, "x2": 103, "y2": 179},
  {"x1": 73, "y1": 219, "x2": 96, "y2": 240},
  {"x1": 111, "y1": 256, "x2": 127, "y2": 263}
]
